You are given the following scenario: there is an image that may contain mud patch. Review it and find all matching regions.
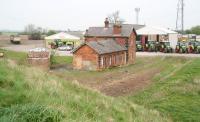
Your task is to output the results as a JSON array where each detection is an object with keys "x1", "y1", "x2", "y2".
[{"x1": 99, "y1": 68, "x2": 161, "y2": 97}]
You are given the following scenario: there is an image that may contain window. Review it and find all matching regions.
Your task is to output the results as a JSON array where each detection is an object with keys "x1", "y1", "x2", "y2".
[
  {"x1": 100, "y1": 56, "x2": 104, "y2": 68},
  {"x1": 109, "y1": 56, "x2": 112, "y2": 65}
]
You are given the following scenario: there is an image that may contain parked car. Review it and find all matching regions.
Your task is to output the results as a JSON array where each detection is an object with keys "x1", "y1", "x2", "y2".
[
  {"x1": 136, "y1": 41, "x2": 143, "y2": 51},
  {"x1": 175, "y1": 42, "x2": 188, "y2": 53},
  {"x1": 58, "y1": 45, "x2": 73, "y2": 51},
  {"x1": 159, "y1": 41, "x2": 173, "y2": 53}
]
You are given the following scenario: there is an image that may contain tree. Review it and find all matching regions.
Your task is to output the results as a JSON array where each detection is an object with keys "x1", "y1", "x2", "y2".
[
  {"x1": 185, "y1": 26, "x2": 200, "y2": 35},
  {"x1": 23, "y1": 24, "x2": 42, "y2": 40},
  {"x1": 47, "y1": 30, "x2": 56, "y2": 36},
  {"x1": 107, "y1": 11, "x2": 125, "y2": 24},
  {"x1": 24, "y1": 24, "x2": 35, "y2": 35}
]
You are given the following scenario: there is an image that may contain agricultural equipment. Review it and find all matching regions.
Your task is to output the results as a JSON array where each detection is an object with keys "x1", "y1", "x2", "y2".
[
  {"x1": 10, "y1": 35, "x2": 21, "y2": 44},
  {"x1": 50, "y1": 39, "x2": 63, "y2": 49},
  {"x1": 136, "y1": 41, "x2": 143, "y2": 51},
  {"x1": 55, "y1": 39, "x2": 63, "y2": 47},
  {"x1": 147, "y1": 41, "x2": 156, "y2": 52},
  {"x1": 159, "y1": 41, "x2": 173, "y2": 53},
  {"x1": 175, "y1": 42, "x2": 188, "y2": 53},
  {"x1": 187, "y1": 41, "x2": 200, "y2": 53},
  {"x1": 194, "y1": 41, "x2": 200, "y2": 53},
  {"x1": 0, "y1": 52, "x2": 4, "y2": 57}
]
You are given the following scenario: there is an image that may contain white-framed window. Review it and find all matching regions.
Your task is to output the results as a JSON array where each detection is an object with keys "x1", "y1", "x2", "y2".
[
  {"x1": 109, "y1": 56, "x2": 112, "y2": 65},
  {"x1": 101, "y1": 56, "x2": 104, "y2": 67}
]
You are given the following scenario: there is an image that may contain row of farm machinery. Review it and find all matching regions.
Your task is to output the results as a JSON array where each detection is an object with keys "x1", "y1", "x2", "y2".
[{"x1": 136, "y1": 40, "x2": 200, "y2": 54}]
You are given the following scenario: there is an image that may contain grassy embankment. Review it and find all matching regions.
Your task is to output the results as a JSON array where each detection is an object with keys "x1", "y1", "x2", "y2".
[
  {"x1": 0, "y1": 50, "x2": 169, "y2": 121},
  {"x1": 126, "y1": 57, "x2": 200, "y2": 122},
  {"x1": 51, "y1": 55, "x2": 200, "y2": 122},
  {"x1": 1, "y1": 49, "x2": 200, "y2": 122}
]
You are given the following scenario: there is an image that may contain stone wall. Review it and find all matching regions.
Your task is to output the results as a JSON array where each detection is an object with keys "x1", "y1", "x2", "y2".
[
  {"x1": 73, "y1": 45, "x2": 98, "y2": 70},
  {"x1": 27, "y1": 49, "x2": 50, "y2": 70}
]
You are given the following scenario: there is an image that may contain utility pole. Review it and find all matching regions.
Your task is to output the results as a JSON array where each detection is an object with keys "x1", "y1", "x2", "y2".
[
  {"x1": 176, "y1": 0, "x2": 184, "y2": 34},
  {"x1": 181, "y1": 0, "x2": 184, "y2": 33},
  {"x1": 135, "y1": 8, "x2": 140, "y2": 24}
]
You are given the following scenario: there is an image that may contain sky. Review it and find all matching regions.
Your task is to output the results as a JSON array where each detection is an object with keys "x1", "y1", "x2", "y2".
[{"x1": 0, "y1": 0, "x2": 199, "y2": 31}]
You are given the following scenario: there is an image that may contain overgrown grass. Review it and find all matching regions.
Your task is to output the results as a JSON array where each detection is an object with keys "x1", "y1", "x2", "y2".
[
  {"x1": 126, "y1": 58, "x2": 200, "y2": 122},
  {"x1": 0, "y1": 49, "x2": 73, "y2": 66},
  {"x1": 1, "y1": 49, "x2": 199, "y2": 121},
  {"x1": 0, "y1": 49, "x2": 27, "y2": 65},
  {"x1": 51, "y1": 55, "x2": 72, "y2": 65},
  {"x1": 0, "y1": 59, "x2": 169, "y2": 122}
]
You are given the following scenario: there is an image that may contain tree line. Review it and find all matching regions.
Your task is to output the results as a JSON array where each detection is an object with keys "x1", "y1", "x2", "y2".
[
  {"x1": 185, "y1": 26, "x2": 200, "y2": 35},
  {"x1": 21, "y1": 24, "x2": 57, "y2": 40}
]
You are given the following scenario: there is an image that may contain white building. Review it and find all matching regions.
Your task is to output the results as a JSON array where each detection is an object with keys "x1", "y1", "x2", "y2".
[{"x1": 136, "y1": 26, "x2": 178, "y2": 49}]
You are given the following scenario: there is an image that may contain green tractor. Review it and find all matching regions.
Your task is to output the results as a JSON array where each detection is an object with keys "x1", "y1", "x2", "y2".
[
  {"x1": 187, "y1": 41, "x2": 197, "y2": 53},
  {"x1": 136, "y1": 41, "x2": 143, "y2": 51},
  {"x1": 194, "y1": 41, "x2": 200, "y2": 53},
  {"x1": 147, "y1": 41, "x2": 156, "y2": 52},
  {"x1": 175, "y1": 42, "x2": 188, "y2": 53},
  {"x1": 159, "y1": 41, "x2": 173, "y2": 53}
]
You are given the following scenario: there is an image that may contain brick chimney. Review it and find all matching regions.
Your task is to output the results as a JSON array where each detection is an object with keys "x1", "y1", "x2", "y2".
[
  {"x1": 113, "y1": 23, "x2": 122, "y2": 35},
  {"x1": 104, "y1": 18, "x2": 109, "y2": 28}
]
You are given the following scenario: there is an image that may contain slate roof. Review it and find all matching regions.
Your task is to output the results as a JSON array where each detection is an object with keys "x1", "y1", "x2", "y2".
[
  {"x1": 85, "y1": 24, "x2": 144, "y2": 37},
  {"x1": 73, "y1": 39, "x2": 127, "y2": 54},
  {"x1": 66, "y1": 31, "x2": 84, "y2": 38}
]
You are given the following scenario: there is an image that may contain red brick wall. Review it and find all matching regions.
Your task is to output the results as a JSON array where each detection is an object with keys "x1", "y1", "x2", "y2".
[
  {"x1": 85, "y1": 37, "x2": 106, "y2": 42},
  {"x1": 113, "y1": 25, "x2": 122, "y2": 35},
  {"x1": 99, "y1": 51, "x2": 126, "y2": 69},
  {"x1": 73, "y1": 45, "x2": 99, "y2": 70},
  {"x1": 127, "y1": 32, "x2": 136, "y2": 64}
]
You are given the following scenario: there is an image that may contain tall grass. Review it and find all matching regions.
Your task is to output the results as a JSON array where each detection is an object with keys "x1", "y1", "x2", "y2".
[
  {"x1": 126, "y1": 57, "x2": 200, "y2": 122},
  {"x1": 0, "y1": 59, "x2": 170, "y2": 122}
]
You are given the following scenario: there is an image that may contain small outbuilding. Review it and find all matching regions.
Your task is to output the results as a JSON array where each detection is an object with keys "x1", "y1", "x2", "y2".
[{"x1": 73, "y1": 39, "x2": 127, "y2": 70}]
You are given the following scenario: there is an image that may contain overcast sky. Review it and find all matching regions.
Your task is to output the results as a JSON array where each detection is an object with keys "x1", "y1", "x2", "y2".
[{"x1": 0, "y1": 0, "x2": 199, "y2": 31}]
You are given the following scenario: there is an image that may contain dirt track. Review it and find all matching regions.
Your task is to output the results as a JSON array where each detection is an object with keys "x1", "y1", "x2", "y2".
[{"x1": 99, "y1": 68, "x2": 161, "y2": 96}]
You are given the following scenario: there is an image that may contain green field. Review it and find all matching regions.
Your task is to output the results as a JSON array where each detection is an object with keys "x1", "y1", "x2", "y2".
[{"x1": 0, "y1": 49, "x2": 200, "y2": 122}]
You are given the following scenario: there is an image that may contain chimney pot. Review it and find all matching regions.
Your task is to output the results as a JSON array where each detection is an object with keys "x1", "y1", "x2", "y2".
[
  {"x1": 104, "y1": 18, "x2": 109, "y2": 28},
  {"x1": 113, "y1": 24, "x2": 122, "y2": 35}
]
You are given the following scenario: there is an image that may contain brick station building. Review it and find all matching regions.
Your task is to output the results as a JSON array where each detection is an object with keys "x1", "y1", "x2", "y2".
[{"x1": 73, "y1": 18, "x2": 137, "y2": 70}]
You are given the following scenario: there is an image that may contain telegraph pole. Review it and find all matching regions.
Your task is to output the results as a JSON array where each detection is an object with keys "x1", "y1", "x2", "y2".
[
  {"x1": 176, "y1": 0, "x2": 184, "y2": 34},
  {"x1": 135, "y1": 8, "x2": 140, "y2": 24},
  {"x1": 181, "y1": 0, "x2": 184, "y2": 33}
]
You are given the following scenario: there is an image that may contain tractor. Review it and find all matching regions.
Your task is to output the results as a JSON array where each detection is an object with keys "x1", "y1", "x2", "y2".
[
  {"x1": 0, "y1": 52, "x2": 4, "y2": 58},
  {"x1": 194, "y1": 41, "x2": 200, "y2": 53},
  {"x1": 147, "y1": 41, "x2": 156, "y2": 52},
  {"x1": 136, "y1": 41, "x2": 143, "y2": 51},
  {"x1": 159, "y1": 41, "x2": 173, "y2": 53},
  {"x1": 175, "y1": 42, "x2": 188, "y2": 53},
  {"x1": 187, "y1": 41, "x2": 196, "y2": 53},
  {"x1": 10, "y1": 35, "x2": 21, "y2": 44}
]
